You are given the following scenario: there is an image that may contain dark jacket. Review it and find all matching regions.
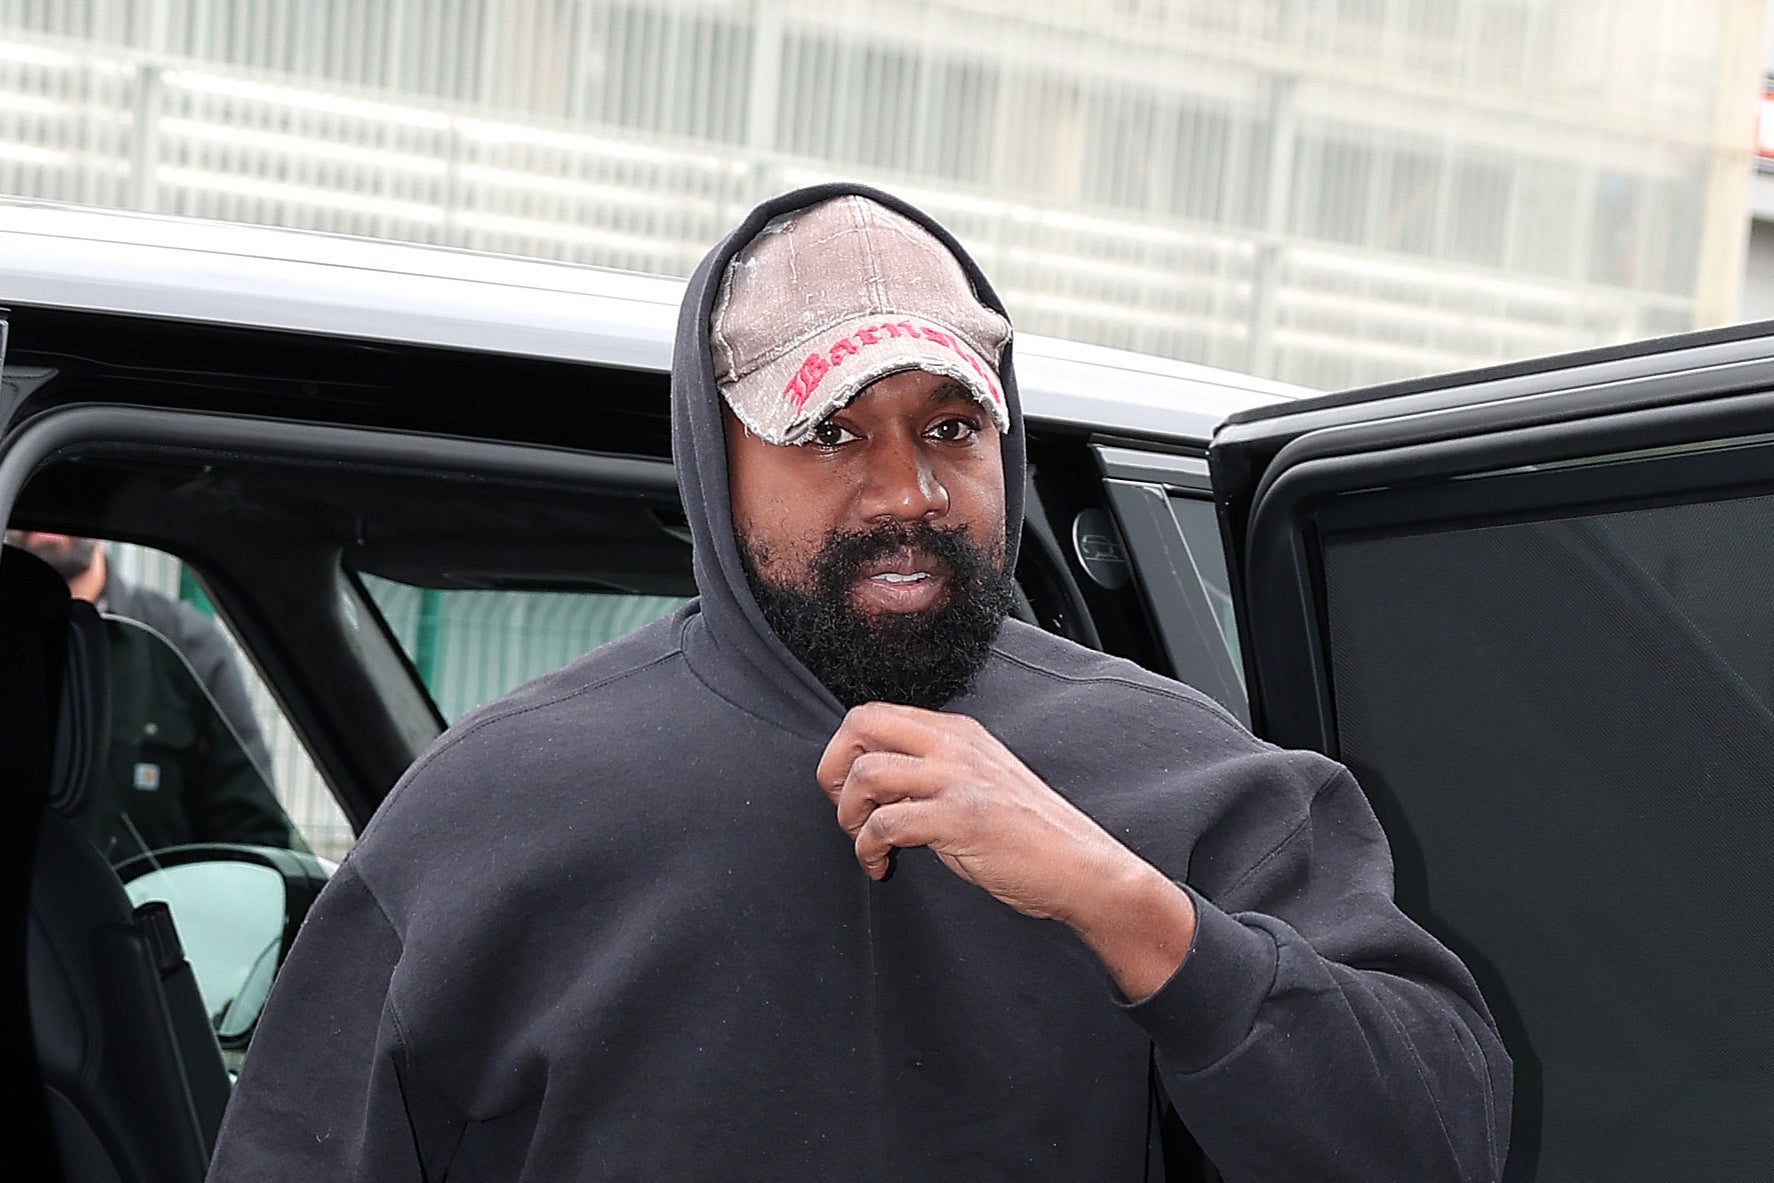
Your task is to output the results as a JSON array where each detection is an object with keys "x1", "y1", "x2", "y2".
[
  {"x1": 210, "y1": 183, "x2": 1510, "y2": 1181},
  {"x1": 104, "y1": 577, "x2": 274, "y2": 775},
  {"x1": 79, "y1": 580, "x2": 290, "y2": 860}
]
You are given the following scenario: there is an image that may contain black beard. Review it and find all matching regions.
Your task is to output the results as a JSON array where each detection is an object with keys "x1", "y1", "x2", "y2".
[{"x1": 740, "y1": 520, "x2": 1016, "y2": 711}]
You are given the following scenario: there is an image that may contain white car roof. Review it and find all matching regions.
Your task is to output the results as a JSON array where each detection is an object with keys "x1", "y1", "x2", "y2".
[{"x1": 0, "y1": 200, "x2": 1305, "y2": 441}]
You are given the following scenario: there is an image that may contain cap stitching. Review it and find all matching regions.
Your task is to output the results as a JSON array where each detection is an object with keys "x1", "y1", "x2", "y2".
[
  {"x1": 853, "y1": 196, "x2": 891, "y2": 313},
  {"x1": 720, "y1": 203, "x2": 988, "y2": 377}
]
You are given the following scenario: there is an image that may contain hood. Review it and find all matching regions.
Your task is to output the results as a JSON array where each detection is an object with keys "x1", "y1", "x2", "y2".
[{"x1": 670, "y1": 181, "x2": 1027, "y2": 740}]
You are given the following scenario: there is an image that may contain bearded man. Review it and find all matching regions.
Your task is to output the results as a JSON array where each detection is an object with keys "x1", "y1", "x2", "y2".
[{"x1": 211, "y1": 184, "x2": 1510, "y2": 1181}]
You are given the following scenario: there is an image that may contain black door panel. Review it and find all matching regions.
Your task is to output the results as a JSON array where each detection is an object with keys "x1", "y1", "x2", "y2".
[{"x1": 1210, "y1": 338, "x2": 1774, "y2": 1181}]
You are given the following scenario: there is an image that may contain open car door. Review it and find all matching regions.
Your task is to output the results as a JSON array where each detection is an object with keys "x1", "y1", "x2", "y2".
[{"x1": 1206, "y1": 325, "x2": 1774, "y2": 1181}]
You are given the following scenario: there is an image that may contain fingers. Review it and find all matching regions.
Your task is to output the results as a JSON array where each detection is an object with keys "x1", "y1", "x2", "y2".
[
  {"x1": 854, "y1": 800, "x2": 940, "y2": 880},
  {"x1": 817, "y1": 704, "x2": 1008, "y2": 884},
  {"x1": 832, "y1": 749, "x2": 926, "y2": 836},
  {"x1": 816, "y1": 702, "x2": 977, "y2": 803},
  {"x1": 815, "y1": 735, "x2": 863, "y2": 806}
]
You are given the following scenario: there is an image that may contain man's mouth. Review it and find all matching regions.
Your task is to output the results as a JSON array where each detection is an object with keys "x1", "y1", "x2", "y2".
[{"x1": 851, "y1": 549, "x2": 951, "y2": 613}]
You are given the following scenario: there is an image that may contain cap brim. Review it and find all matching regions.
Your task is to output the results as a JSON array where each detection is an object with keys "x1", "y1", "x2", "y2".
[{"x1": 720, "y1": 314, "x2": 1009, "y2": 445}]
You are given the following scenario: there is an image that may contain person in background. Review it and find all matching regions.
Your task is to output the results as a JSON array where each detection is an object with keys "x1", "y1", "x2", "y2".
[{"x1": 5, "y1": 530, "x2": 293, "y2": 858}]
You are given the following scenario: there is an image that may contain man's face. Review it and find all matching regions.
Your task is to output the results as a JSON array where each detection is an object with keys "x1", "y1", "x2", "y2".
[
  {"x1": 726, "y1": 368, "x2": 1015, "y2": 709},
  {"x1": 5, "y1": 531, "x2": 98, "y2": 581}
]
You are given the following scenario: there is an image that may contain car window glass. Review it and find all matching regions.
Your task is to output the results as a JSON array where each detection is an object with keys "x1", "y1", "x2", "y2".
[
  {"x1": 80, "y1": 615, "x2": 310, "y2": 869},
  {"x1": 1588, "y1": 496, "x2": 1774, "y2": 709},
  {"x1": 356, "y1": 572, "x2": 688, "y2": 723},
  {"x1": 1318, "y1": 476, "x2": 1774, "y2": 1179},
  {"x1": 101, "y1": 542, "x2": 353, "y2": 863},
  {"x1": 1166, "y1": 494, "x2": 1243, "y2": 683}
]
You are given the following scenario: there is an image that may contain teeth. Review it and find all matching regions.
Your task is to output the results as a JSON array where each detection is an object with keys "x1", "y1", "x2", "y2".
[{"x1": 875, "y1": 572, "x2": 928, "y2": 584}]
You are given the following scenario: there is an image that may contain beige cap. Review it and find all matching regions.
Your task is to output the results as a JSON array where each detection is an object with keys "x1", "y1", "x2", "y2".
[{"x1": 710, "y1": 195, "x2": 1012, "y2": 445}]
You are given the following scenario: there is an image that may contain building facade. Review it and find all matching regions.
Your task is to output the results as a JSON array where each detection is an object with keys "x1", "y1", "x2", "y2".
[
  {"x1": 1739, "y1": 0, "x2": 1774, "y2": 321},
  {"x1": 2, "y1": 0, "x2": 1762, "y2": 393}
]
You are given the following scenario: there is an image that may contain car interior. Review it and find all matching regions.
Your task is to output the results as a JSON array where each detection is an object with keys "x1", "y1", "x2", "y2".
[{"x1": 6, "y1": 545, "x2": 230, "y2": 1181}]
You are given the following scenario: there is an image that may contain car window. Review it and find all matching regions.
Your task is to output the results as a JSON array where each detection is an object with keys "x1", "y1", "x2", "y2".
[
  {"x1": 88, "y1": 542, "x2": 354, "y2": 865},
  {"x1": 80, "y1": 614, "x2": 300, "y2": 862},
  {"x1": 355, "y1": 573, "x2": 688, "y2": 723},
  {"x1": 1166, "y1": 493, "x2": 1243, "y2": 686},
  {"x1": 1316, "y1": 464, "x2": 1774, "y2": 1179}
]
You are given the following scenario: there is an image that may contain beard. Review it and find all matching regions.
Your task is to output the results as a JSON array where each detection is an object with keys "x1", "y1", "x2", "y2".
[
  {"x1": 739, "y1": 519, "x2": 1016, "y2": 711},
  {"x1": 7, "y1": 532, "x2": 98, "y2": 581}
]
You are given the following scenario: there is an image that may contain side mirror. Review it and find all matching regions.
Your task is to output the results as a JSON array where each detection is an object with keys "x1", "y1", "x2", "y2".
[{"x1": 115, "y1": 843, "x2": 331, "y2": 1069}]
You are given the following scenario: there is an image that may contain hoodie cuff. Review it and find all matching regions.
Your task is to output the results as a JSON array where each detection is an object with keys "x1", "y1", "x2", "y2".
[{"x1": 1118, "y1": 883, "x2": 1280, "y2": 1074}]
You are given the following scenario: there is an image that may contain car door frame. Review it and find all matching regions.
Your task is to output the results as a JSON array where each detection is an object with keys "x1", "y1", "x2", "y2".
[
  {"x1": 1212, "y1": 326, "x2": 1774, "y2": 748},
  {"x1": 1200, "y1": 322, "x2": 1774, "y2": 1180},
  {"x1": 0, "y1": 400, "x2": 682, "y2": 827}
]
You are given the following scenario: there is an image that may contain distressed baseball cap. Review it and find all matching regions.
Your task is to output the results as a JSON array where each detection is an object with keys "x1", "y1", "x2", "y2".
[{"x1": 710, "y1": 194, "x2": 1012, "y2": 445}]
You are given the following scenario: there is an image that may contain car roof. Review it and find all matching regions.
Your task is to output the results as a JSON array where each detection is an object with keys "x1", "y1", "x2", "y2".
[{"x1": 0, "y1": 199, "x2": 1306, "y2": 441}]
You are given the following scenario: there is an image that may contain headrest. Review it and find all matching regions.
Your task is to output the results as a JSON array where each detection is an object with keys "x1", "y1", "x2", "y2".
[
  {"x1": 1, "y1": 544, "x2": 71, "y2": 799},
  {"x1": 51, "y1": 599, "x2": 108, "y2": 818},
  {"x1": 0, "y1": 541, "x2": 70, "y2": 631},
  {"x1": 0, "y1": 544, "x2": 110, "y2": 817}
]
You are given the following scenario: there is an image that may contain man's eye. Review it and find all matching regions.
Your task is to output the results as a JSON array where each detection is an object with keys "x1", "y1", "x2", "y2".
[
  {"x1": 927, "y1": 417, "x2": 980, "y2": 442},
  {"x1": 810, "y1": 421, "x2": 855, "y2": 447}
]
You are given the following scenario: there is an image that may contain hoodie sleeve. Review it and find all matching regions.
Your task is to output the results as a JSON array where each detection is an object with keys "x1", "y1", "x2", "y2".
[
  {"x1": 1125, "y1": 767, "x2": 1511, "y2": 1183},
  {"x1": 207, "y1": 861, "x2": 449, "y2": 1182}
]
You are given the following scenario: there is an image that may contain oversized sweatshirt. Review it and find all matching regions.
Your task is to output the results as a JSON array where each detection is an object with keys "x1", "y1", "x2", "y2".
[{"x1": 208, "y1": 183, "x2": 1511, "y2": 1182}]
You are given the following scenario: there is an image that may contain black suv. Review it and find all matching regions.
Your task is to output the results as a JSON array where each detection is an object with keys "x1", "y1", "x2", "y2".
[{"x1": 4, "y1": 200, "x2": 1769, "y2": 1181}]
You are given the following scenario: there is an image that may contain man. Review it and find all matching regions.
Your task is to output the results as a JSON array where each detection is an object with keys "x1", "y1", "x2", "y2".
[
  {"x1": 4, "y1": 530, "x2": 290, "y2": 858},
  {"x1": 210, "y1": 185, "x2": 1509, "y2": 1180}
]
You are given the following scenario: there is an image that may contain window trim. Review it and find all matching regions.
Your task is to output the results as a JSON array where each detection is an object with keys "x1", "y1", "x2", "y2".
[
  {"x1": 1240, "y1": 385, "x2": 1774, "y2": 753},
  {"x1": 0, "y1": 403, "x2": 679, "y2": 821}
]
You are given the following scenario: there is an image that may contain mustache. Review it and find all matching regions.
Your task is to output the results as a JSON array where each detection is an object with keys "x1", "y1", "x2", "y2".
[{"x1": 807, "y1": 520, "x2": 994, "y2": 590}]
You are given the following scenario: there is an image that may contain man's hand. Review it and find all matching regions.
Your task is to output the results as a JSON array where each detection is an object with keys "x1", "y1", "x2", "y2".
[{"x1": 817, "y1": 701, "x2": 1197, "y2": 1001}]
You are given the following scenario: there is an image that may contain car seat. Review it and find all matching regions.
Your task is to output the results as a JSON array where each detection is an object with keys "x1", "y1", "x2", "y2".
[{"x1": 2, "y1": 543, "x2": 231, "y2": 1183}]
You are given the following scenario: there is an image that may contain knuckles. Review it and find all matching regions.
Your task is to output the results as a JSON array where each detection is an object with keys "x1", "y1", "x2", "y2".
[
  {"x1": 866, "y1": 807, "x2": 903, "y2": 845},
  {"x1": 844, "y1": 749, "x2": 898, "y2": 793}
]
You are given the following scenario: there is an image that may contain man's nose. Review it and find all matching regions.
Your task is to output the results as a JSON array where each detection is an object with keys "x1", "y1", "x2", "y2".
[{"x1": 860, "y1": 435, "x2": 949, "y2": 522}]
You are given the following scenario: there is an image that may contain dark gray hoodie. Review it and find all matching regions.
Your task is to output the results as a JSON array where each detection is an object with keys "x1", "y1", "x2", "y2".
[{"x1": 210, "y1": 183, "x2": 1510, "y2": 1182}]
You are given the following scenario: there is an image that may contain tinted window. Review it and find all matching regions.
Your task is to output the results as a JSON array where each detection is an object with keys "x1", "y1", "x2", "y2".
[
  {"x1": 359, "y1": 573, "x2": 686, "y2": 722},
  {"x1": 1320, "y1": 476, "x2": 1774, "y2": 1180}
]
